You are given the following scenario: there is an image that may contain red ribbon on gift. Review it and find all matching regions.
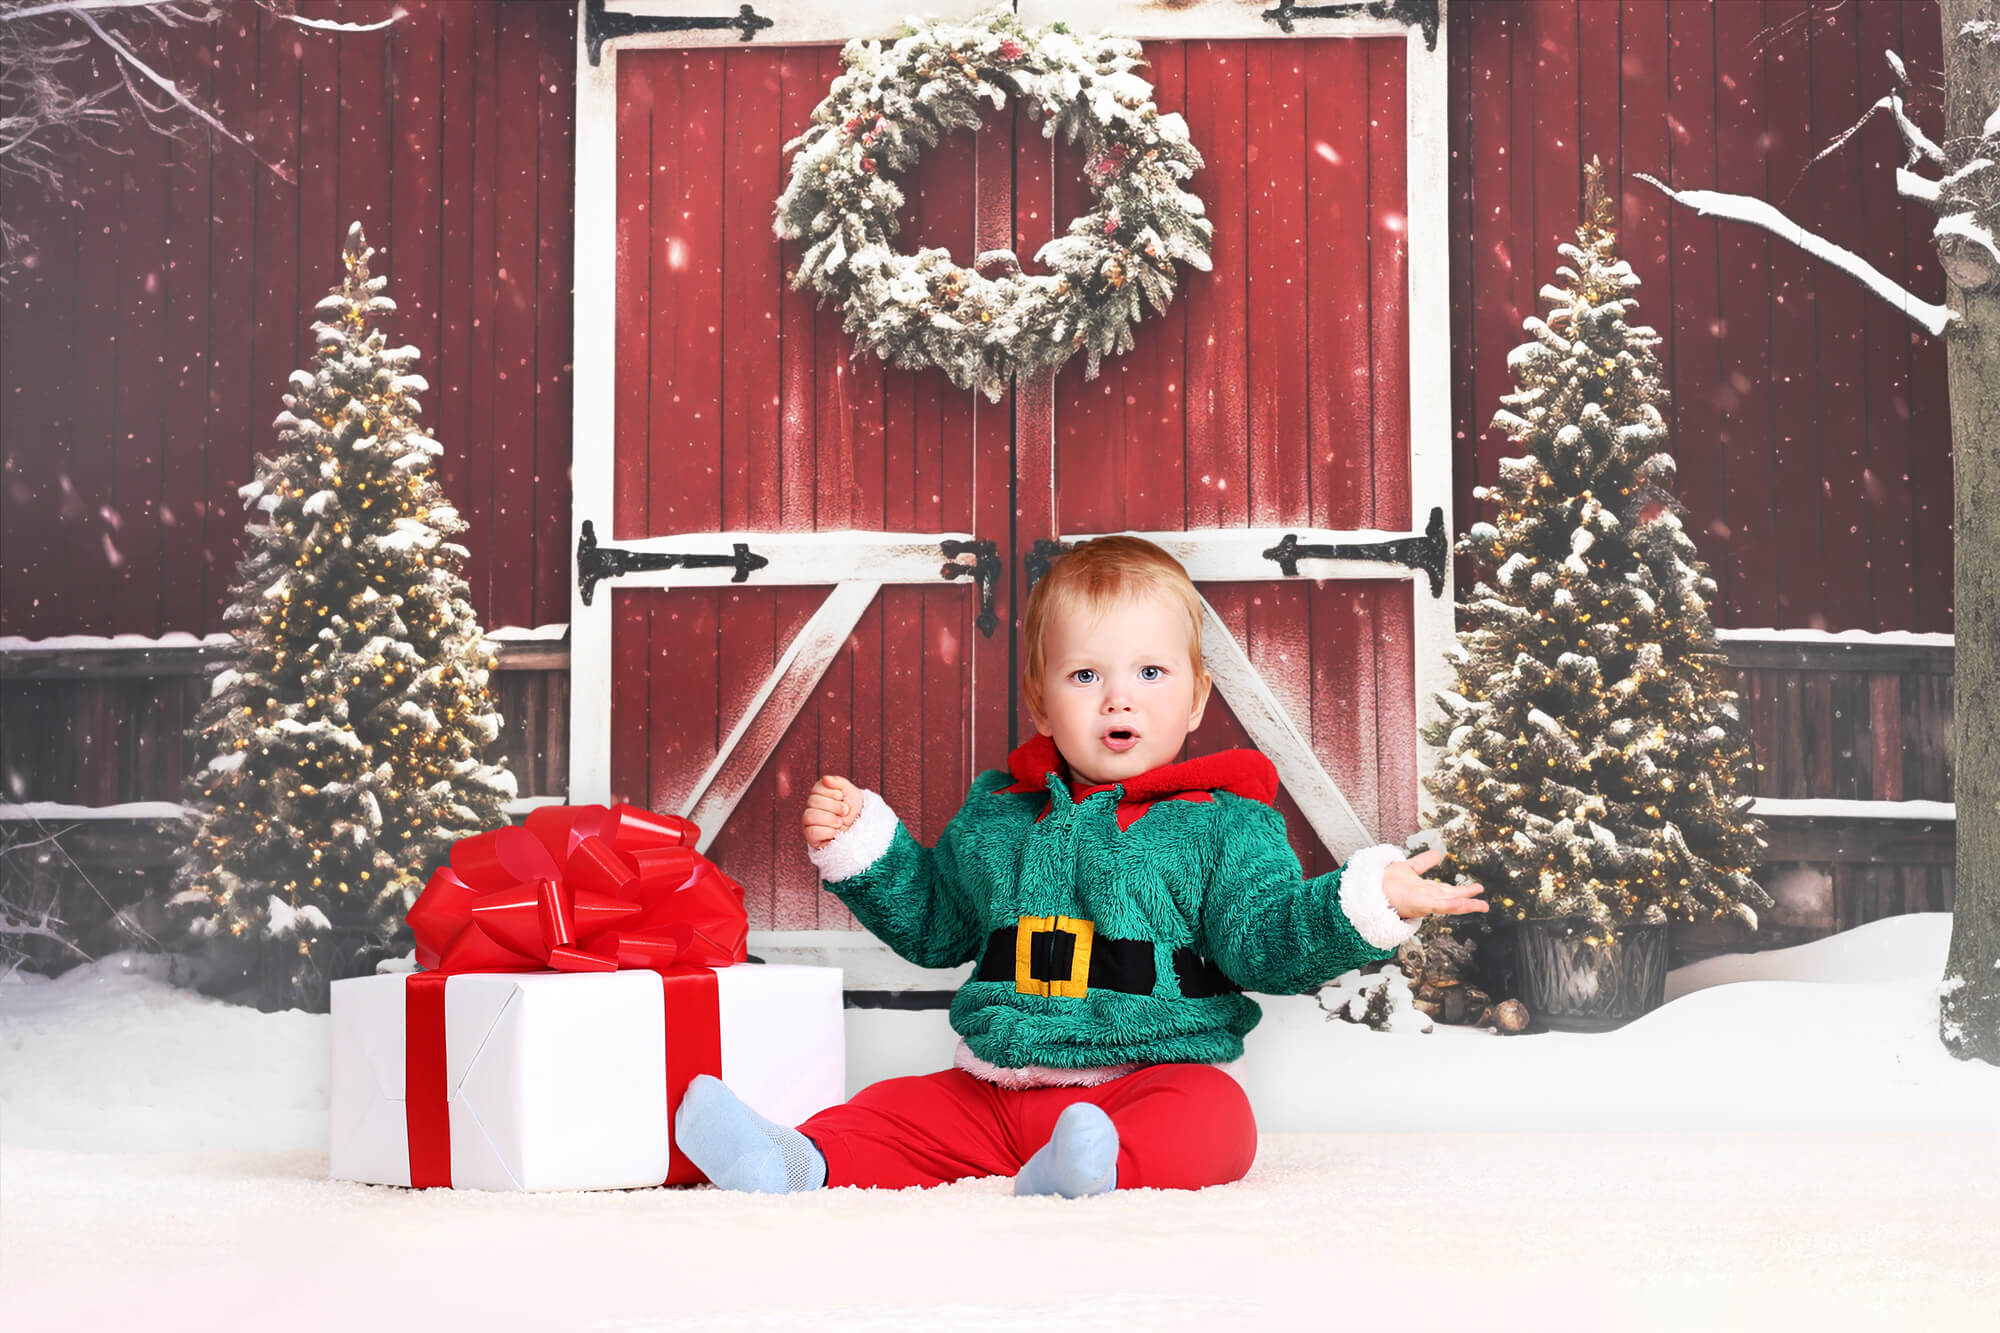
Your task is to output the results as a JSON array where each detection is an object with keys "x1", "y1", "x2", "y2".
[
  {"x1": 400, "y1": 804, "x2": 747, "y2": 1188},
  {"x1": 407, "y1": 803, "x2": 746, "y2": 974}
]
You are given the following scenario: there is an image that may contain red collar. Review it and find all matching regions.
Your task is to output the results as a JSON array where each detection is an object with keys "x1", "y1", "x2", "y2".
[{"x1": 1000, "y1": 732, "x2": 1279, "y2": 807}]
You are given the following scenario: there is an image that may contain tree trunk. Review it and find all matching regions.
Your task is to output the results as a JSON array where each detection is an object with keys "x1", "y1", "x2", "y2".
[{"x1": 1939, "y1": 0, "x2": 2000, "y2": 1064}]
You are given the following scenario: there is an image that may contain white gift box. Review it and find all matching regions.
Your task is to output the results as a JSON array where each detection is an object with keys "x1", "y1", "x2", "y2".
[{"x1": 330, "y1": 964, "x2": 844, "y2": 1191}]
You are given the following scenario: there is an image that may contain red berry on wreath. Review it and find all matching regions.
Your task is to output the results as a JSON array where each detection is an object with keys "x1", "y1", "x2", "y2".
[
  {"x1": 861, "y1": 158, "x2": 876, "y2": 172},
  {"x1": 998, "y1": 38, "x2": 1024, "y2": 60}
]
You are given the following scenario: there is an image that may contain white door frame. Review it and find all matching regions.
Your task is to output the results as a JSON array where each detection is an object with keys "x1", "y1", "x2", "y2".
[{"x1": 571, "y1": 0, "x2": 1454, "y2": 876}]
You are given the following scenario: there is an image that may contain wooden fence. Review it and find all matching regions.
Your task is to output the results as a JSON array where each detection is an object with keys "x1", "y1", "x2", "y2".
[{"x1": 1, "y1": 636, "x2": 1953, "y2": 974}]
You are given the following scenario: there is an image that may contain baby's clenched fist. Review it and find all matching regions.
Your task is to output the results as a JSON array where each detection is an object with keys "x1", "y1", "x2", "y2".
[{"x1": 802, "y1": 775, "x2": 864, "y2": 850}]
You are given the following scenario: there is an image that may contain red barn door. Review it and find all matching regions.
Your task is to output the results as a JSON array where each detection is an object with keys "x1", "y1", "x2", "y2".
[{"x1": 570, "y1": 3, "x2": 1453, "y2": 938}]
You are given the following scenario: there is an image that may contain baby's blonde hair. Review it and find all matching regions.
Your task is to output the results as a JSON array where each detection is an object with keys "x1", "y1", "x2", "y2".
[{"x1": 1020, "y1": 535, "x2": 1209, "y2": 719}]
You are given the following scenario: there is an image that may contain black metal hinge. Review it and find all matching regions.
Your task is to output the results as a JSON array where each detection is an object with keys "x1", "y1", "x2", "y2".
[
  {"x1": 940, "y1": 538, "x2": 1002, "y2": 639},
  {"x1": 575, "y1": 520, "x2": 769, "y2": 606},
  {"x1": 1023, "y1": 538, "x2": 1072, "y2": 593},
  {"x1": 584, "y1": 0, "x2": 773, "y2": 65},
  {"x1": 1261, "y1": 0, "x2": 1441, "y2": 51},
  {"x1": 1262, "y1": 506, "x2": 1450, "y2": 597}
]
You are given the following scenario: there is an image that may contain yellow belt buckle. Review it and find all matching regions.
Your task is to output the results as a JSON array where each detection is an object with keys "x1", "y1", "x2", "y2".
[{"x1": 1014, "y1": 915, "x2": 1095, "y2": 998}]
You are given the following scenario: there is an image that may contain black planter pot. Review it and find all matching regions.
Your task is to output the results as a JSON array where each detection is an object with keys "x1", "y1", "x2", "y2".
[{"x1": 1515, "y1": 917, "x2": 1672, "y2": 1032}]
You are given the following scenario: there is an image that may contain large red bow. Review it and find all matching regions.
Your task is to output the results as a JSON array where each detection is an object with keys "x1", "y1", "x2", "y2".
[{"x1": 407, "y1": 804, "x2": 748, "y2": 974}]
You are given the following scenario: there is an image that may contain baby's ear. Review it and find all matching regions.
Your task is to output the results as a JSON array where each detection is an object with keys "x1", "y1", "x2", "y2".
[{"x1": 1187, "y1": 671, "x2": 1213, "y2": 732}]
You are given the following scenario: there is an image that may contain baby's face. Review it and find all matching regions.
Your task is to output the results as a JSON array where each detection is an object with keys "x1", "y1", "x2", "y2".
[{"x1": 1030, "y1": 589, "x2": 1210, "y2": 789}]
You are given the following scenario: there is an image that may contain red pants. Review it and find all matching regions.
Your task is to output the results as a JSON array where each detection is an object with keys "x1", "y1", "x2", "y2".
[{"x1": 798, "y1": 1063, "x2": 1257, "y2": 1191}]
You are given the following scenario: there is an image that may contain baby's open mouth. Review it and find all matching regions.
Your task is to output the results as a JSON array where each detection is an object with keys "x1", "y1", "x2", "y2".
[{"x1": 1102, "y1": 729, "x2": 1140, "y2": 752}]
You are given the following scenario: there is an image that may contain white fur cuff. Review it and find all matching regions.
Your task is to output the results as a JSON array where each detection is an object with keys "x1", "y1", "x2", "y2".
[
  {"x1": 1338, "y1": 843, "x2": 1420, "y2": 950},
  {"x1": 806, "y1": 788, "x2": 900, "y2": 884}
]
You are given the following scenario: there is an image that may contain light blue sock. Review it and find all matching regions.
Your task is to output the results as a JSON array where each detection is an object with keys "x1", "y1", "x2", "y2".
[
  {"x1": 674, "y1": 1074, "x2": 827, "y2": 1193},
  {"x1": 1014, "y1": 1102, "x2": 1119, "y2": 1198}
]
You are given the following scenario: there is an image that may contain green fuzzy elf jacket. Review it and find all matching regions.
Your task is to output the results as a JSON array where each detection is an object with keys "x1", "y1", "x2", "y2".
[{"x1": 809, "y1": 734, "x2": 1418, "y2": 1072}]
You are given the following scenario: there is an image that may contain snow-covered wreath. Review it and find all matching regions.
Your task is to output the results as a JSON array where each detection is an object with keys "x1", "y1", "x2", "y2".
[{"x1": 773, "y1": 8, "x2": 1212, "y2": 402}]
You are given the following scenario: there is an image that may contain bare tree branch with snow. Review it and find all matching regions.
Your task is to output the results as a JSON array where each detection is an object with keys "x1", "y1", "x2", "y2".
[
  {"x1": 0, "y1": 0, "x2": 402, "y2": 287},
  {"x1": 1642, "y1": 44, "x2": 1998, "y2": 336}
]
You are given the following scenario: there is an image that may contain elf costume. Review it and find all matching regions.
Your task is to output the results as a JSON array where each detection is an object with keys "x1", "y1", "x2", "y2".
[{"x1": 776, "y1": 734, "x2": 1419, "y2": 1191}]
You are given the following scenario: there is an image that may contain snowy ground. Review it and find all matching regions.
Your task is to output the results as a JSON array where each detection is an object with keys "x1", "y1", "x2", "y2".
[{"x1": 3, "y1": 914, "x2": 1995, "y2": 1331}]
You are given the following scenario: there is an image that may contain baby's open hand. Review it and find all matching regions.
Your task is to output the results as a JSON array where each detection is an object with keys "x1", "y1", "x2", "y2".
[
  {"x1": 802, "y1": 775, "x2": 864, "y2": 850},
  {"x1": 1382, "y1": 850, "x2": 1488, "y2": 921}
]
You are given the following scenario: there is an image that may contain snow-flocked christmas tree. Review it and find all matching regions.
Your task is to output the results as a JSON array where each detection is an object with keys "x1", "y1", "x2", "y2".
[
  {"x1": 1421, "y1": 162, "x2": 1768, "y2": 939},
  {"x1": 172, "y1": 222, "x2": 514, "y2": 1008}
]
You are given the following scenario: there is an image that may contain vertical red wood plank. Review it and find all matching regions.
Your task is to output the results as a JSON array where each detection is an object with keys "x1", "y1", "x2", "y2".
[
  {"x1": 298, "y1": 4, "x2": 341, "y2": 315},
  {"x1": 1465, "y1": 9, "x2": 1517, "y2": 571},
  {"x1": 1367, "y1": 37, "x2": 1410, "y2": 531},
  {"x1": 336, "y1": 1, "x2": 393, "y2": 259},
  {"x1": 389, "y1": 4, "x2": 447, "y2": 610},
  {"x1": 1854, "y1": 0, "x2": 1916, "y2": 631},
  {"x1": 460, "y1": 2, "x2": 499, "y2": 619},
  {"x1": 1805, "y1": 671, "x2": 1835, "y2": 795},
  {"x1": 769, "y1": 587, "x2": 823, "y2": 927},
  {"x1": 652, "y1": 586, "x2": 720, "y2": 817},
  {"x1": 1530, "y1": 0, "x2": 1582, "y2": 351},
  {"x1": 1183, "y1": 42, "x2": 1249, "y2": 533},
  {"x1": 614, "y1": 58, "x2": 655, "y2": 540},
  {"x1": 1366, "y1": 35, "x2": 1416, "y2": 854},
  {"x1": 967, "y1": 89, "x2": 1013, "y2": 776},
  {"x1": 159, "y1": 19, "x2": 216, "y2": 635},
  {"x1": 114, "y1": 88, "x2": 172, "y2": 630},
  {"x1": 1124, "y1": 41, "x2": 1189, "y2": 538},
  {"x1": 1246, "y1": 39, "x2": 1309, "y2": 529},
  {"x1": 1376, "y1": 581, "x2": 1418, "y2": 842},
  {"x1": 490, "y1": 8, "x2": 540, "y2": 628},
  {"x1": 1011, "y1": 83, "x2": 1058, "y2": 751},
  {"x1": 201, "y1": 8, "x2": 258, "y2": 629},
  {"x1": 1713, "y1": 0, "x2": 1777, "y2": 628},
  {"x1": 0, "y1": 177, "x2": 72, "y2": 633},
  {"x1": 1618, "y1": 0, "x2": 1670, "y2": 390},
  {"x1": 673, "y1": 50, "x2": 726, "y2": 534},
  {"x1": 1305, "y1": 40, "x2": 1372, "y2": 533},
  {"x1": 781, "y1": 53, "x2": 823, "y2": 540},
  {"x1": 1894, "y1": 2, "x2": 1951, "y2": 633},
  {"x1": 724, "y1": 51, "x2": 783, "y2": 535},
  {"x1": 1310, "y1": 581, "x2": 1379, "y2": 846},
  {"x1": 1051, "y1": 72, "x2": 1125, "y2": 538},
  {"x1": 534, "y1": 3, "x2": 575, "y2": 627},
  {"x1": 433, "y1": 0, "x2": 477, "y2": 607},
  {"x1": 712, "y1": 588, "x2": 773, "y2": 920},
  {"x1": 1666, "y1": 1, "x2": 1728, "y2": 618},
  {"x1": 1762, "y1": 1, "x2": 1826, "y2": 629},
  {"x1": 811, "y1": 600, "x2": 855, "y2": 929},
  {"x1": 66, "y1": 80, "x2": 129, "y2": 634},
  {"x1": 610, "y1": 589, "x2": 649, "y2": 806},
  {"x1": 1575, "y1": 0, "x2": 1621, "y2": 178},
  {"x1": 919, "y1": 101, "x2": 978, "y2": 845},
  {"x1": 826, "y1": 598, "x2": 877, "y2": 931},
  {"x1": 1446, "y1": 0, "x2": 1476, "y2": 600},
  {"x1": 1805, "y1": 0, "x2": 1873, "y2": 631}
]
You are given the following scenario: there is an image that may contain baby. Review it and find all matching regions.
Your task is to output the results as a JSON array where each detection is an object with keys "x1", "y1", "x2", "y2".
[{"x1": 675, "y1": 535, "x2": 1486, "y2": 1195}]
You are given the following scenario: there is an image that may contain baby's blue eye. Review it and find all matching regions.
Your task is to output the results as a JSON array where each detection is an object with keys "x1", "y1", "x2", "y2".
[
  {"x1": 1070, "y1": 668, "x2": 1097, "y2": 685},
  {"x1": 1139, "y1": 665, "x2": 1165, "y2": 682}
]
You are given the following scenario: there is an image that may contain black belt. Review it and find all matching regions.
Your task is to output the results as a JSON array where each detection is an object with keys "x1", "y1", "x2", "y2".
[{"x1": 974, "y1": 915, "x2": 1240, "y2": 1000}]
